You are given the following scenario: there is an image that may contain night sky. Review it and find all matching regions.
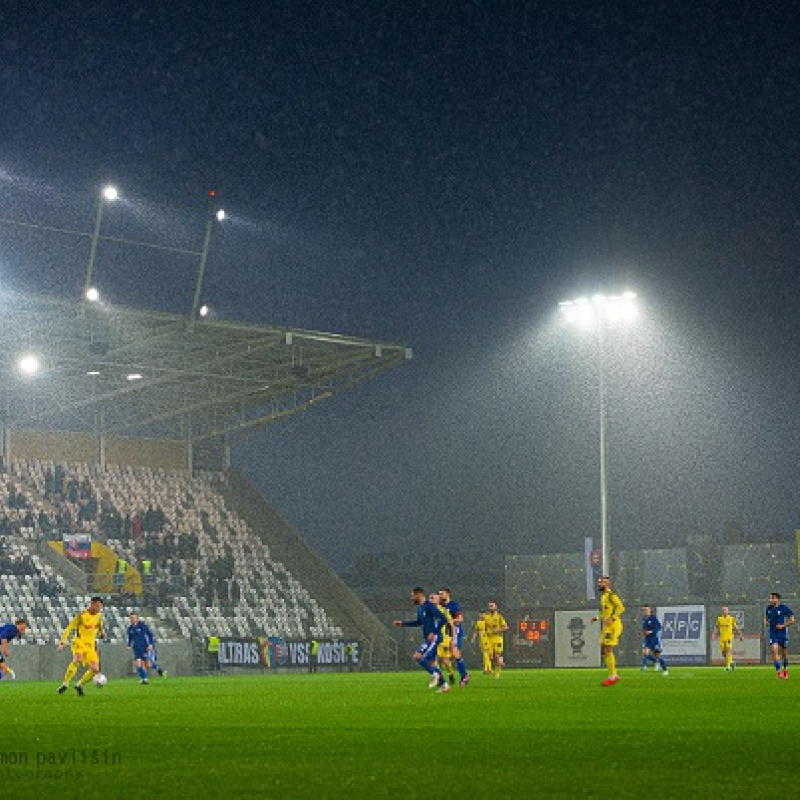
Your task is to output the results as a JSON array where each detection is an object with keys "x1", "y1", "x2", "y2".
[{"x1": 2, "y1": 3, "x2": 799, "y2": 571}]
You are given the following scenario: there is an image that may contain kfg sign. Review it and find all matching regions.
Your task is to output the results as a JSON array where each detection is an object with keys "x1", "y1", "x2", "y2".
[{"x1": 661, "y1": 611, "x2": 703, "y2": 640}]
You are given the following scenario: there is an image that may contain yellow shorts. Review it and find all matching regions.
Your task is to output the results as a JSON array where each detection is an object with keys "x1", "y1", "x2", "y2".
[
  {"x1": 601, "y1": 622, "x2": 622, "y2": 647},
  {"x1": 490, "y1": 637, "x2": 504, "y2": 655},
  {"x1": 71, "y1": 645, "x2": 99, "y2": 665},
  {"x1": 719, "y1": 638, "x2": 733, "y2": 652},
  {"x1": 479, "y1": 638, "x2": 491, "y2": 653},
  {"x1": 437, "y1": 642, "x2": 451, "y2": 659}
]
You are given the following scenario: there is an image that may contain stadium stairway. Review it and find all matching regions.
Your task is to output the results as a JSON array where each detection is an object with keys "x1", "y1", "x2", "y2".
[{"x1": 217, "y1": 469, "x2": 398, "y2": 670}]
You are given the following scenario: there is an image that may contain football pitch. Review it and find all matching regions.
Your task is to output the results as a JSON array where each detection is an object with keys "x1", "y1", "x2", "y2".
[{"x1": 4, "y1": 667, "x2": 798, "y2": 799}]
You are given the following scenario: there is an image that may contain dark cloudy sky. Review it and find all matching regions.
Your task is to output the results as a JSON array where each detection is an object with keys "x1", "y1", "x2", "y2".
[{"x1": 1, "y1": 2, "x2": 799, "y2": 570}]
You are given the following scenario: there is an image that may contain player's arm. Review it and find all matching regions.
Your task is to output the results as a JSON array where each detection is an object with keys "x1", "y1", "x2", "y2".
[
  {"x1": 498, "y1": 615, "x2": 509, "y2": 634},
  {"x1": 1, "y1": 636, "x2": 9, "y2": 659},
  {"x1": 58, "y1": 614, "x2": 80, "y2": 650},
  {"x1": 393, "y1": 619, "x2": 420, "y2": 627}
]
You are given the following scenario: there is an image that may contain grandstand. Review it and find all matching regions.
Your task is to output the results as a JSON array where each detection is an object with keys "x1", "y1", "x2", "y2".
[{"x1": 0, "y1": 291, "x2": 411, "y2": 673}]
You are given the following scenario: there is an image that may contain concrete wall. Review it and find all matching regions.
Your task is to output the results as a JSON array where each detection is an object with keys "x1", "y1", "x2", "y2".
[{"x1": 7, "y1": 641, "x2": 193, "y2": 682}]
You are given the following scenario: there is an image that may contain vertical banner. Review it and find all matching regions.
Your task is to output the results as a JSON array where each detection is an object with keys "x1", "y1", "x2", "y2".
[
  {"x1": 585, "y1": 538, "x2": 597, "y2": 601},
  {"x1": 658, "y1": 605, "x2": 707, "y2": 664},
  {"x1": 555, "y1": 610, "x2": 600, "y2": 667}
]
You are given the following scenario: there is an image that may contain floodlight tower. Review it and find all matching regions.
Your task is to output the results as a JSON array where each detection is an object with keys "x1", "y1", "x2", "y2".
[
  {"x1": 190, "y1": 203, "x2": 225, "y2": 320},
  {"x1": 84, "y1": 184, "x2": 119, "y2": 298},
  {"x1": 558, "y1": 291, "x2": 638, "y2": 576}
]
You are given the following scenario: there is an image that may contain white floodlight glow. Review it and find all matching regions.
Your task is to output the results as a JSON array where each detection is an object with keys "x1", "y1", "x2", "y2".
[
  {"x1": 102, "y1": 184, "x2": 119, "y2": 202},
  {"x1": 622, "y1": 290, "x2": 636, "y2": 301},
  {"x1": 85, "y1": 286, "x2": 100, "y2": 302},
  {"x1": 216, "y1": 208, "x2": 226, "y2": 222},
  {"x1": 86, "y1": 370, "x2": 101, "y2": 376},
  {"x1": 126, "y1": 373, "x2": 143, "y2": 381},
  {"x1": 18, "y1": 354, "x2": 41, "y2": 375},
  {"x1": 199, "y1": 304, "x2": 210, "y2": 317}
]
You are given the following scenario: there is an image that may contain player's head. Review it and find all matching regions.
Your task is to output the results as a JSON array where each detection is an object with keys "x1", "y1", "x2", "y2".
[
  {"x1": 129, "y1": 612, "x2": 139, "y2": 623},
  {"x1": 88, "y1": 596, "x2": 104, "y2": 613},
  {"x1": 488, "y1": 601, "x2": 498, "y2": 612},
  {"x1": 642, "y1": 605, "x2": 652, "y2": 616},
  {"x1": 439, "y1": 588, "x2": 451, "y2": 601},
  {"x1": 15, "y1": 618, "x2": 28, "y2": 635},
  {"x1": 411, "y1": 587, "x2": 425, "y2": 605},
  {"x1": 478, "y1": 612, "x2": 486, "y2": 620},
  {"x1": 429, "y1": 591, "x2": 441, "y2": 606},
  {"x1": 598, "y1": 576, "x2": 610, "y2": 593},
  {"x1": 721, "y1": 605, "x2": 730, "y2": 615},
  {"x1": 769, "y1": 592, "x2": 781, "y2": 605}
]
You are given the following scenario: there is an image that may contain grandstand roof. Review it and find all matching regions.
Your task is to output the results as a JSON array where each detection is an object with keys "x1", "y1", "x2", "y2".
[{"x1": 0, "y1": 292, "x2": 411, "y2": 442}]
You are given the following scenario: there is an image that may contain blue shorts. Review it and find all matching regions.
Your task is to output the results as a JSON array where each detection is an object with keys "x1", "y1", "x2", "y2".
[
  {"x1": 133, "y1": 647, "x2": 151, "y2": 661},
  {"x1": 416, "y1": 636, "x2": 440, "y2": 661},
  {"x1": 768, "y1": 632, "x2": 788, "y2": 648},
  {"x1": 643, "y1": 635, "x2": 661, "y2": 652}
]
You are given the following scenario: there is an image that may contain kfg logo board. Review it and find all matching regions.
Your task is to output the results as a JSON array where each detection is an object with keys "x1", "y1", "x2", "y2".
[{"x1": 657, "y1": 606, "x2": 707, "y2": 664}]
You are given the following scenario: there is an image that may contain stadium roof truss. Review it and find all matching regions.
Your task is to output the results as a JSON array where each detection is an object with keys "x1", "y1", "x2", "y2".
[{"x1": 0, "y1": 293, "x2": 411, "y2": 442}]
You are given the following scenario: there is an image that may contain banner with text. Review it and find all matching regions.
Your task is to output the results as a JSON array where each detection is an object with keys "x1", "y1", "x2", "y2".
[
  {"x1": 555, "y1": 610, "x2": 601, "y2": 668},
  {"x1": 216, "y1": 638, "x2": 360, "y2": 669},
  {"x1": 657, "y1": 605, "x2": 707, "y2": 664}
]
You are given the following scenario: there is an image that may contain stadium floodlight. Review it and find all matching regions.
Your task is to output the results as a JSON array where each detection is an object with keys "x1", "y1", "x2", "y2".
[
  {"x1": 126, "y1": 373, "x2": 143, "y2": 381},
  {"x1": 190, "y1": 201, "x2": 226, "y2": 320},
  {"x1": 199, "y1": 304, "x2": 210, "y2": 318},
  {"x1": 18, "y1": 354, "x2": 41, "y2": 375},
  {"x1": 559, "y1": 291, "x2": 639, "y2": 576},
  {"x1": 85, "y1": 286, "x2": 100, "y2": 302},
  {"x1": 84, "y1": 183, "x2": 120, "y2": 297}
]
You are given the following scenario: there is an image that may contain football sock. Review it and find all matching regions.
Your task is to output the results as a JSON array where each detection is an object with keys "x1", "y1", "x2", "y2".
[
  {"x1": 641, "y1": 656, "x2": 648, "y2": 668},
  {"x1": 482, "y1": 653, "x2": 491, "y2": 672},
  {"x1": 137, "y1": 666, "x2": 147, "y2": 680},
  {"x1": 419, "y1": 658, "x2": 437, "y2": 676},
  {"x1": 725, "y1": 653, "x2": 733, "y2": 668},
  {"x1": 658, "y1": 658, "x2": 667, "y2": 670},
  {"x1": 774, "y1": 661, "x2": 781, "y2": 672},
  {"x1": 605, "y1": 652, "x2": 617, "y2": 677},
  {"x1": 63, "y1": 661, "x2": 79, "y2": 685},
  {"x1": 455, "y1": 658, "x2": 467, "y2": 680},
  {"x1": 77, "y1": 669, "x2": 94, "y2": 686},
  {"x1": 783, "y1": 658, "x2": 789, "y2": 669}
]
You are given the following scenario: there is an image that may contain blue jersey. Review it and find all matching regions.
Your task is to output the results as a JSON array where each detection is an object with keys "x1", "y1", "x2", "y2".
[
  {"x1": 402, "y1": 600, "x2": 447, "y2": 639},
  {"x1": 127, "y1": 621, "x2": 155, "y2": 652},
  {"x1": 0, "y1": 623, "x2": 22, "y2": 644},
  {"x1": 765, "y1": 604, "x2": 794, "y2": 635},
  {"x1": 642, "y1": 615, "x2": 661, "y2": 636},
  {"x1": 443, "y1": 599, "x2": 464, "y2": 647}
]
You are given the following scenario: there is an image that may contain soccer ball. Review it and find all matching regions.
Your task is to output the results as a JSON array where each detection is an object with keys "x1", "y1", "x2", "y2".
[{"x1": 93, "y1": 673, "x2": 108, "y2": 687}]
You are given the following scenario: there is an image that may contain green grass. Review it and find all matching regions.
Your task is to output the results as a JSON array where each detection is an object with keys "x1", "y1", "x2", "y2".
[{"x1": 3, "y1": 667, "x2": 799, "y2": 799}]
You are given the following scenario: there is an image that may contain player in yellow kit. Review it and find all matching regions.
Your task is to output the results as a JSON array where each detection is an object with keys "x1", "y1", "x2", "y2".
[
  {"x1": 57, "y1": 596, "x2": 105, "y2": 696},
  {"x1": 591, "y1": 576, "x2": 624, "y2": 687},
  {"x1": 434, "y1": 593, "x2": 456, "y2": 685},
  {"x1": 484, "y1": 601, "x2": 508, "y2": 679},
  {"x1": 472, "y1": 613, "x2": 492, "y2": 673},
  {"x1": 715, "y1": 606, "x2": 743, "y2": 671}
]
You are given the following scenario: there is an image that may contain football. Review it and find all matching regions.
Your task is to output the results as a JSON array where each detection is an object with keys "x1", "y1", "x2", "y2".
[{"x1": 93, "y1": 673, "x2": 108, "y2": 687}]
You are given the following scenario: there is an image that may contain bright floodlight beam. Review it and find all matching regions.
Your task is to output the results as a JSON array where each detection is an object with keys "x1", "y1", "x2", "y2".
[
  {"x1": 559, "y1": 291, "x2": 638, "y2": 577},
  {"x1": 190, "y1": 199, "x2": 225, "y2": 321},
  {"x1": 84, "y1": 184, "x2": 120, "y2": 297},
  {"x1": 18, "y1": 354, "x2": 41, "y2": 375}
]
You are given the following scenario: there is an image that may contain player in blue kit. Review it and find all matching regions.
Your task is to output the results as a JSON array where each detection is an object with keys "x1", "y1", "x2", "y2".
[
  {"x1": 640, "y1": 606, "x2": 669, "y2": 676},
  {"x1": 126, "y1": 612, "x2": 163, "y2": 684},
  {"x1": 393, "y1": 587, "x2": 450, "y2": 692},
  {"x1": 439, "y1": 588, "x2": 469, "y2": 687},
  {"x1": 0, "y1": 619, "x2": 27, "y2": 681},
  {"x1": 765, "y1": 592, "x2": 794, "y2": 680}
]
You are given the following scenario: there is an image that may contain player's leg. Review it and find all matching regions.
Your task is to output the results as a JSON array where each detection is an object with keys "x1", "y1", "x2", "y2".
[
  {"x1": 601, "y1": 628, "x2": 620, "y2": 685},
  {"x1": 415, "y1": 641, "x2": 443, "y2": 687},
  {"x1": 76, "y1": 651, "x2": 100, "y2": 694},
  {"x1": 771, "y1": 641, "x2": 782, "y2": 675},
  {"x1": 135, "y1": 655, "x2": 148, "y2": 683},
  {"x1": 654, "y1": 647, "x2": 668, "y2": 675},
  {"x1": 780, "y1": 644, "x2": 789, "y2": 678},
  {"x1": 59, "y1": 651, "x2": 82, "y2": 692},
  {"x1": 492, "y1": 639, "x2": 503, "y2": 678},
  {"x1": 452, "y1": 628, "x2": 469, "y2": 684},
  {"x1": 480, "y1": 641, "x2": 491, "y2": 673}
]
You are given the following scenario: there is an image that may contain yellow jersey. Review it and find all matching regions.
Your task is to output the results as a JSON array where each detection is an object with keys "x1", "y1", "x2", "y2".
[
  {"x1": 600, "y1": 591, "x2": 624, "y2": 624},
  {"x1": 716, "y1": 615, "x2": 737, "y2": 639},
  {"x1": 485, "y1": 611, "x2": 507, "y2": 638},
  {"x1": 61, "y1": 610, "x2": 104, "y2": 649},
  {"x1": 439, "y1": 605, "x2": 454, "y2": 645},
  {"x1": 474, "y1": 620, "x2": 487, "y2": 638}
]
